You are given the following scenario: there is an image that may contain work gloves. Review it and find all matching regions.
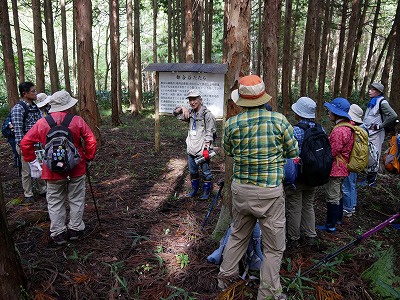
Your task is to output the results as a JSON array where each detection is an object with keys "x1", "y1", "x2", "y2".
[
  {"x1": 29, "y1": 159, "x2": 42, "y2": 178},
  {"x1": 203, "y1": 148, "x2": 209, "y2": 160}
]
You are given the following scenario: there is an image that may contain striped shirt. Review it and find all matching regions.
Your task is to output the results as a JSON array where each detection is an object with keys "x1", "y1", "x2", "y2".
[
  {"x1": 10, "y1": 100, "x2": 43, "y2": 144},
  {"x1": 223, "y1": 107, "x2": 299, "y2": 188}
]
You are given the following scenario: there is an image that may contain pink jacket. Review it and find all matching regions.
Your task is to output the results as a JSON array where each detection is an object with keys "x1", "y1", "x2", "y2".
[
  {"x1": 20, "y1": 112, "x2": 97, "y2": 180},
  {"x1": 329, "y1": 120, "x2": 354, "y2": 177}
]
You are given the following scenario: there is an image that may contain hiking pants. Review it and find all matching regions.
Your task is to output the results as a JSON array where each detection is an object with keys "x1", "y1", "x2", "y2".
[
  {"x1": 16, "y1": 144, "x2": 46, "y2": 197},
  {"x1": 324, "y1": 177, "x2": 345, "y2": 205},
  {"x1": 285, "y1": 182, "x2": 317, "y2": 241},
  {"x1": 46, "y1": 175, "x2": 86, "y2": 237},
  {"x1": 218, "y1": 181, "x2": 286, "y2": 300}
]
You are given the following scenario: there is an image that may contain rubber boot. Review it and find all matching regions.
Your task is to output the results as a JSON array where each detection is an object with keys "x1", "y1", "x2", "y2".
[
  {"x1": 316, "y1": 203, "x2": 339, "y2": 233},
  {"x1": 187, "y1": 175, "x2": 200, "y2": 197},
  {"x1": 337, "y1": 198, "x2": 344, "y2": 225},
  {"x1": 199, "y1": 181, "x2": 212, "y2": 200}
]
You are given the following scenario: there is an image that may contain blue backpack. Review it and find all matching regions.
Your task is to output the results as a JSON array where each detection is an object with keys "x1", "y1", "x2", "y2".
[{"x1": 1, "y1": 101, "x2": 29, "y2": 139}]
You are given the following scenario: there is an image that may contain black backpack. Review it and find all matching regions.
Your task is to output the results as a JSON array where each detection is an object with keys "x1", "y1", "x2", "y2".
[
  {"x1": 1, "y1": 101, "x2": 29, "y2": 139},
  {"x1": 296, "y1": 122, "x2": 333, "y2": 187},
  {"x1": 43, "y1": 114, "x2": 81, "y2": 173}
]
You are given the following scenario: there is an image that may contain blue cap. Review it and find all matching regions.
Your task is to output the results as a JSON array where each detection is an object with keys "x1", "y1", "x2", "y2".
[{"x1": 324, "y1": 97, "x2": 351, "y2": 120}]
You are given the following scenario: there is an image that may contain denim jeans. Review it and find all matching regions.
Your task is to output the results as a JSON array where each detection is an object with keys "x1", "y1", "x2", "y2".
[
  {"x1": 188, "y1": 154, "x2": 212, "y2": 180},
  {"x1": 342, "y1": 172, "x2": 357, "y2": 211}
]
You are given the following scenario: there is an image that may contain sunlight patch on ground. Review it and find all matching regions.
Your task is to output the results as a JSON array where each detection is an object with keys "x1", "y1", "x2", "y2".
[{"x1": 139, "y1": 157, "x2": 187, "y2": 210}]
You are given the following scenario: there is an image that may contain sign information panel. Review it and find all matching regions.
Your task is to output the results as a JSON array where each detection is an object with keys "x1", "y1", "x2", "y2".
[{"x1": 159, "y1": 72, "x2": 224, "y2": 118}]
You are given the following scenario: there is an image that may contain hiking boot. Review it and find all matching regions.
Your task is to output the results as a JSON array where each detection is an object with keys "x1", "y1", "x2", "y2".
[
  {"x1": 343, "y1": 209, "x2": 353, "y2": 217},
  {"x1": 304, "y1": 237, "x2": 317, "y2": 246},
  {"x1": 68, "y1": 229, "x2": 84, "y2": 241},
  {"x1": 287, "y1": 239, "x2": 300, "y2": 249},
  {"x1": 316, "y1": 224, "x2": 336, "y2": 233},
  {"x1": 22, "y1": 196, "x2": 35, "y2": 205},
  {"x1": 52, "y1": 231, "x2": 69, "y2": 245}
]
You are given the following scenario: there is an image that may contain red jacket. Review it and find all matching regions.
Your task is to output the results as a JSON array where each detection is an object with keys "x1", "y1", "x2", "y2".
[
  {"x1": 20, "y1": 112, "x2": 97, "y2": 180},
  {"x1": 329, "y1": 120, "x2": 354, "y2": 177}
]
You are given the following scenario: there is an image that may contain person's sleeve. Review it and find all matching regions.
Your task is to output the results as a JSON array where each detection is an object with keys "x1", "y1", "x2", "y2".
[
  {"x1": 282, "y1": 118, "x2": 299, "y2": 159},
  {"x1": 80, "y1": 119, "x2": 97, "y2": 161},
  {"x1": 222, "y1": 124, "x2": 233, "y2": 157},
  {"x1": 380, "y1": 101, "x2": 398, "y2": 128},
  {"x1": 204, "y1": 112, "x2": 216, "y2": 143},
  {"x1": 20, "y1": 123, "x2": 40, "y2": 162},
  {"x1": 10, "y1": 104, "x2": 24, "y2": 144}
]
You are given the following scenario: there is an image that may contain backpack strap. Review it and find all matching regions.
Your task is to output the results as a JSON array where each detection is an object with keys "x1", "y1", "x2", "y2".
[
  {"x1": 17, "y1": 100, "x2": 29, "y2": 120},
  {"x1": 45, "y1": 114, "x2": 57, "y2": 128},
  {"x1": 61, "y1": 114, "x2": 74, "y2": 127}
]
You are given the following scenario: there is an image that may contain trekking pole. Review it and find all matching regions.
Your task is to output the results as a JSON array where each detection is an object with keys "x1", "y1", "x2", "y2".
[
  {"x1": 201, "y1": 181, "x2": 224, "y2": 230},
  {"x1": 86, "y1": 164, "x2": 101, "y2": 227},
  {"x1": 298, "y1": 212, "x2": 400, "y2": 278}
]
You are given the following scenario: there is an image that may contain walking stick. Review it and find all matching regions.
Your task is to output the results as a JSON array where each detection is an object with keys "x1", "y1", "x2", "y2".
[
  {"x1": 201, "y1": 181, "x2": 224, "y2": 229},
  {"x1": 86, "y1": 165, "x2": 101, "y2": 227},
  {"x1": 299, "y1": 212, "x2": 400, "y2": 277}
]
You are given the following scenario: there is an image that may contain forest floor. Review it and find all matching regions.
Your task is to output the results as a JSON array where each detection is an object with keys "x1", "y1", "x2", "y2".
[{"x1": 1, "y1": 111, "x2": 400, "y2": 300}]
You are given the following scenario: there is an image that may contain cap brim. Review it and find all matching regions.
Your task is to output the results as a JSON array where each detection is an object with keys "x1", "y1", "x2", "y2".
[
  {"x1": 235, "y1": 92, "x2": 272, "y2": 107},
  {"x1": 324, "y1": 102, "x2": 351, "y2": 119},
  {"x1": 36, "y1": 96, "x2": 51, "y2": 108},
  {"x1": 231, "y1": 89, "x2": 239, "y2": 103}
]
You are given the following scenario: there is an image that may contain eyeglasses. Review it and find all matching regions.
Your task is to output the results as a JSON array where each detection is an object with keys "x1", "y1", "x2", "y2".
[{"x1": 30, "y1": 89, "x2": 37, "y2": 93}]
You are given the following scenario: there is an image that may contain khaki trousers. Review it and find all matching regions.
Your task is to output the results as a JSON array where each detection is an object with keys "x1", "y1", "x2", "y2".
[
  {"x1": 285, "y1": 182, "x2": 317, "y2": 241},
  {"x1": 46, "y1": 175, "x2": 86, "y2": 237},
  {"x1": 218, "y1": 181, "x2": 286, "y2": 300},
  {"x1": 16, "y1": 145, "x2": 46, "y2": 197}
]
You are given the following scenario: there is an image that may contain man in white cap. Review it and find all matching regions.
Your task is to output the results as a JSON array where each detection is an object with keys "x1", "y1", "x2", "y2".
[
  {"x1": 173, "y1": 89, "x2": 216, "y2": 200},
  {"x1": 218, "y1": 75, "x2": 299, "y2": 300},
  {"x1": 363, "y1": 82, "x2": 398, "y2": 185},
  {"x1": 20, "y1": 90, "x2": 97, "y2": 245}
]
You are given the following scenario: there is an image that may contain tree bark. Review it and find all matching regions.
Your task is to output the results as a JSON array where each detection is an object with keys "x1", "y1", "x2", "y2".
[
  {"x1": 333, "y1": 0, "x2": 348, "y2": 97},
  {"x1": 0, "y1": 183, "x2": 27, "y2": 300},
  {"x1": 44, "y1": 0, "x2": 60, "y2": 93},
  {"x1": 193, "y1": 0, "x2": 203, "y2": 62},
  {"x1": 74, "y1": 0, "x2": 102, "y2": 143},
  {"x1": 134, "y1": 0, "x2": 144, "y2": 111},
  {"x1": 61, "y1": 0, "x2": 72, "y2": 95},
  {"x1": 204, "y1": 0, "x2": 213, "y2": 63},
  {"x1": 281, "y1": 0, "x2": 292, "y2": 116},
  {"x1": 263, "y1": 0, "x2": 281, "y2": 109},
  {"x1": 381, "y1": 33, "x2": 395, "y2": 90},
  {"x1": 109, "y1": 0, "x2": 122, "y2": 125},
  {"x1": 32, "y1": 0, "x2": 45, "y2": 92},
  {"x1": 185, "y1": 0, "x2": 194, "y2": 62},
  {"x1": 11, "y1": 0, "x2": 25, "y2": 83},
  {"x1": 213, "y1": 0, "x2": 251, "y2": 240},
  {"x1": 389, "y1": 0, "x2": 400, "y2": 114},
  {"x1": 300, "y1": 0, "x2": 314, "y2": 96},
  {"x1": 0, "y1": 0, "x2": 19, "y2": 107},
  {"x1": 340, "y1": 0, "x2": 362, "y2": 98},
  {"x1": 168, "y1": 0, "x2": 172, "y2": 62},
  {"x1": 127, "y1": 0, "x2": 136, "y2": 114}
]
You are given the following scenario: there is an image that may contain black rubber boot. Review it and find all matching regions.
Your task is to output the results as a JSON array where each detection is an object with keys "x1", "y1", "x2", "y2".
[{"x1": 316, "y1": 203, "x2": 339, "y2": 233}]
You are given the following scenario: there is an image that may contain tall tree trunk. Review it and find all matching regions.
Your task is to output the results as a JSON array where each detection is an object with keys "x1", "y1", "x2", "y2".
[
  {"x1": 168, "y1": 0, "x2": 172, "y2": 62},
  {"x1": 360, "y1": 0, "x2": 381, "y2": 101},
  {"x1": 256, "y1": 0, "x2": 263, "y2": 75},
  {"x1": 0, "y1": 183, "x2": 27, "y2": 300},
  {"x1": 308, "y1": 0, "x2": 322, "y2": 100},
  {"x1": 153, "y1": 0, "x2": 157, "y2": 63},
  {"x1": 127, "y1": 0, "x2": 136, "y2": 115},
  {"x1": 340, "y1": 0, "x2": 361, "y2": 98},
  {"x1": 32, "y1": 0, "x2": 45, "y2": 92},
  {"x1": 263, "y1": 0, "x2": 281, "y2": 109},
  {"x1": 0, "y1": 0, "x2": 19, "y2": 106},
  {"x1": 44, "y1": 0, "x2": 60, "y2": 93},
  {"x1": 213, "y1": 0, "x2": 251, "y2": 239},
  {"x1": 104, "y1": 22, "x2": 110, "y2": 91},
  {"x1": 390, "y1": 0, "x2": 400, "y2": 115},
  {"x1": 74, "y1": 0, "x2": 102, "y2": 142},
  {"x1": 381, "y1": 33, "x2": 395, "y2": 90},
  {"x1": 348, "y1": 0, "x2": 368, "y2": 96},
  {"x1": 193, "y1": 0, "x2": 203, "y2": 62},
  {"x1": 281, "y1": 0, "x2": 292, "y2": 116},
  {"x1": 333, "y1": 0, "x2": 348, "y2": 97},
  {"x1": 300, "y1": 0, "x2": 314, "y2": 96},
  {"x1": 289, "y1": 0, "x2": 300, "y2": 97},
  {"x1": 109, "y1": 0, "x2": 122, "y2": 125},
  {"x1": 185, "y1": 0, "x2": 194, "y2": 62},
  {"x1": 134, "y1": 0, "x2": 144, "y2": 111},
  {"x1": 180, "y1": 0, "x2": 185, "y2": 62},
  {"x1": 11, "y1": 0, "x2": 24, "y2": 83},
  {"x1": 204, "y1": 0, "x2": 213, "y2": 63},
  {"x1": 72, "y1": 4, "x2": 77, "y2": 94},
  {"x1": 317, "y1": 0, "x2": 332, "y2": 120},
  {"x1": 60, "y1": 0, "x2": 72, "y2": 95}
]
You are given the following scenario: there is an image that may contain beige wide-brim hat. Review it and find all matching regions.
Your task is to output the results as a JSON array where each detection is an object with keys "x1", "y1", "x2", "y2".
[
  {"x1": 231, "y1": 75, "x2": 272, "y2": 107},
  {"x1": 36, "y1": 93, "x2": 51, "y2": 108},
  {"x1": 48, "y1": 91, "x2": 78, "y2": 113},
  {"x1": 348, "y1": 104, "x2": 364, "y2": 124}
]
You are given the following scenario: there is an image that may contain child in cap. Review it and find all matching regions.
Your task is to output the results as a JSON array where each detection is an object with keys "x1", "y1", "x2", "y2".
[
  {"x1": 317, "y1": 98, "x2": 354, "y2": 233},
  {"x1": 173, "y1": 89, "x2": 216, "y2": 200}
]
